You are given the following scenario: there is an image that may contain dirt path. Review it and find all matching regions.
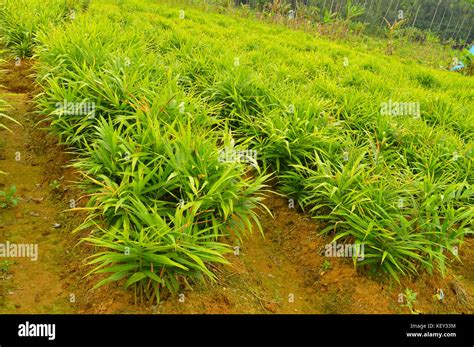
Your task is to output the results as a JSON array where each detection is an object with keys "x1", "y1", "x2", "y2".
[{"x1": 0, "y1": 61, "x2": 78, "y2": 313}]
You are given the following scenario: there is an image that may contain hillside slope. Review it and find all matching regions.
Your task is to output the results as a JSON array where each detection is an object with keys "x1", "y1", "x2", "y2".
[{"x1": 0, "y1": 0, "x2": 472, "y2": 313}]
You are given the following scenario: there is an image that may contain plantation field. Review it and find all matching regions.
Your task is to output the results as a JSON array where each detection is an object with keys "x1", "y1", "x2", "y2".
[{"x1": 0, "y1": 0, "x2": 473, "y2": 314}]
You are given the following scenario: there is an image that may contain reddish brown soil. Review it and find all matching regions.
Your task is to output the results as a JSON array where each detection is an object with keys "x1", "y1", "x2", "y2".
[{"x1": 0, "y1": 60, "x2": 472, "y2": 314}]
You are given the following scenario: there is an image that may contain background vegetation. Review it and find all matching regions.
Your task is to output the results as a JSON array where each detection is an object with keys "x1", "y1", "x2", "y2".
[{"x1": 0, "y1": 0, "x2": 472, "y2": 302}]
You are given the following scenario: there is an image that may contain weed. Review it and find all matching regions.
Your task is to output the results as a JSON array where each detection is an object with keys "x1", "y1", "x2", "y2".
[
  {"x1": 0, "y1": 185, "x2": 19, "y2": 209},
  {"x1": 401, "y1": 288, "x2": 420, "y2": 314}
]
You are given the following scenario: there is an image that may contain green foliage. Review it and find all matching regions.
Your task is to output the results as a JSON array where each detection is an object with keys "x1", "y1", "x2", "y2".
[
  {"x1": 83, "y1": 208, "x2": 232, "y2": 303},
  {"x1": 0, "y1": 260, "x2": 14, "y2": 272},
  {"x1": 49, "y1": 180, "x2": 61, "y2": 191},
  {"x1": 0, "y1": 57, "x2": 17, "y2": 132},
  {"x1": 72, "y1": 119, "x2": 269, "y2": 300},
  {"x1": 459, "y1": 47, "x2": 474, "y2": 76},
  {"x1": 0, "y1": 185, "x2": 19, "y2": 208},
  {"x1": 248, "y1": 0, "x2": 473, "y2": 43},
  {"x1": 401, "y1": 288, "x2": 419, "y2": 314},
  {"x1": 322, "y1": 259, "x2": 332, "y2": 271},
  {"x1": 0, "y1": 100, "x2": 17, "y2": 132},
  {"x1": 0, "y1": 0, "x2": 69, "y2": 58},
  {"x1": 74, "y1": 117, "x2": 270, "y2": 239},
  {"x1": 1, "y1": 0, "x2": 472, "y2": 298},
  {"x1": 344, "y1": 0, "x2": 365, "y2": 21},
  {"x1": 0, "y1": 260, "x2": 14, "y2": 280}
]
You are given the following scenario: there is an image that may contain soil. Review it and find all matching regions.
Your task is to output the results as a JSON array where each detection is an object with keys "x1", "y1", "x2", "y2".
[{"x1": 0, "y1": 60, "x2": 472, "y2": 314}]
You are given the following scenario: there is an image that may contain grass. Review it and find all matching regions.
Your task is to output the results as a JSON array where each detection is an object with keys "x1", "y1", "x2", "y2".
[
  {"x1": 0, "y1": 0, "x2": 472, "y2": 300},
  {"x1": 0, "y1": 0, "x2": 91, "y2": 58}
]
